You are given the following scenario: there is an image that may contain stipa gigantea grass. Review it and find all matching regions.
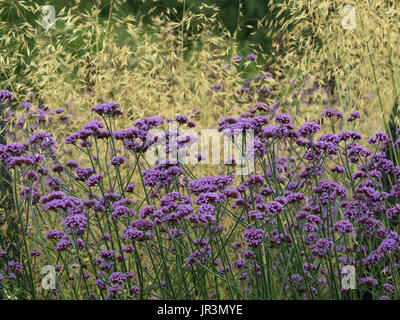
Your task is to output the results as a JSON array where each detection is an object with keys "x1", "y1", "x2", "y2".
[
  {"x1": 0, "y1": 1, "x2": 264, "y2": 144},
  {"x1": 1, "y1": 1, "x2": 282, "y2": 186},
  {"x1": 269, "y1": 0, "x2": 400, "y2": 137}
]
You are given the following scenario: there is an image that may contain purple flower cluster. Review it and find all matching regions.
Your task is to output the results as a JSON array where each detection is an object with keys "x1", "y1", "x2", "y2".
[
  {"x1": 143, "y1": 161, "x2": 183, "y2": 188},
  {"x1": 65, "y1": 121, "x2": 110, "y2": 144},
  {"x1": 92, "y1": 102, "x2": 123, "y2": 117},
  {"x1": 63, "y1": 214, "x2": 88, "y2": 234},
  {"x1": 0, "y1": 89, "x2": 14, "y2": 102},
  {"x1": 87, "y1": 173, "x2": 104, "y2": 187},
  {"x1": 4, "y1": 88, "x2": 400, "y2": 300},
  {"x1": 111, "y1": 156, "x2": 126, "y2": 167},
  {"x1": 243, "y1": 228, "x2": 265, "y2": 247}
]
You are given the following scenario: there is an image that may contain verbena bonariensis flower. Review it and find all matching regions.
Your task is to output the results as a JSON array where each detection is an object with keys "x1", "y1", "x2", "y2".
[
  {"x1": 247, "y1": 53, "x2": 257, "y2": 61},
  {"x1": 189, "y1": 174, "x2": 234, "y2": 194},
  {"x1": 333, "y1": 220, "x2": 354, "y2": 234},
  {"x1": 142, "y1": 161, "x2": 182, "y2": 188},
  {"x1": 29, "y1": 131, "x2": 57, "y2": 152},
  {"x1": 311, "y1": 238, "x2": 334, "y2": 257},
  {"x1": 132, "y1": 116, "x2": 164, "y2": 140},
  {"x1": 87, "y1": 173, "x2": 104, "y2": 187},
  {"x1": 347, "y1": 110, "x2": 361, "y2": 122},
  {"x1": 63, "y1": 214, "x2": 88, "y2": 234},
  {"x1": 217, "y1": 116, "x2": 269, "y2": 135},
  {"x1": 0, "y1": 142, "x2": 29, "y2": 159},
  {"x1": 109, "y1": 272, "x2": 127, "y2": 285},
  {"x1": 110, "y1": 205, "x2": 135, "y2": 220},
  {"x1": 298, "y1": 121, "x2": 321, "y2": 138},
  {"x1": 75, "y1": 166, "x2": 94, "y2": 181},
  {"x1": 322, "y1": 108, "x2": 343, "y2": 119},
  {"x1": 185, "y1": 246, "x2": 212, "y2": 270},
  {"x1": 55, "y1": 236, "x2": 72, "y2": 251},
  {"x1": 313, "y1": 180, "x2": 348, "y2": 205},
  {"x1": 359, "y1": 277, "x2": 379, "y2": 287},
  {"x1": 0, "y1": 89, "x2": 14, "y2": 102},
  {"x1": 243, "y1": 228, "x2": 265, "y2": 247},
  {"x1": 111, "y1": 156, "x2": 126, "y2": 167},
  {"x1": 92, "y1": 102, "x2": 123, "y2": 117},
  {"x1": 231, "y1": 55, "x2": 242, "y2": 62},
  {"x1": 7, "y1": 91, "x2": 400, "y2": 301},
  {"x1": 30, "y1": 249, "x2": 42, "y2": 257}
]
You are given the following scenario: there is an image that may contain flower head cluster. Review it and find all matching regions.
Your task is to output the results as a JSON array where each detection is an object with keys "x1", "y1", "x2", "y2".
[
  {"x1": 92, "y1": 102, "x2": 123, "y2": 117},
  {"x1": 0, "y1": 89, "x2": 14, "y2": 102},
  {"x1": 243, "y1": 228, "x2": 265, "y2": 247}
]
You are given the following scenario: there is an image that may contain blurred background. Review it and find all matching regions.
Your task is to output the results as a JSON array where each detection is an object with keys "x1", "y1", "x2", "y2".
[{"x1": 1, "y1": 0, "x2": 284, "y2": 63}]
